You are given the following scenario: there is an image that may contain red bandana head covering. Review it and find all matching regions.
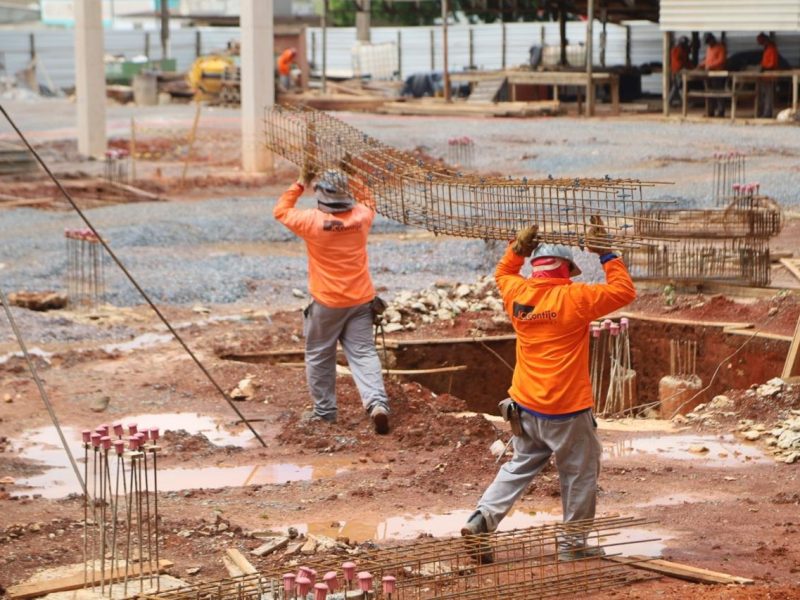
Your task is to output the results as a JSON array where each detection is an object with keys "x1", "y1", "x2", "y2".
[{"x1": 531, "y1": 256, "x2": 571, "y2": 279}]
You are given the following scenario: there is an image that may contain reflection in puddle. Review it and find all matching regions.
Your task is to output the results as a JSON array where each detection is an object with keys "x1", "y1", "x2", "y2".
[
  {"x1": 635, "y1": 493, "x2": 707, "y2": 508},
  {"x1": 10, "y1": 414, "x2": 345, "y2": 498},
  {"x1": 290, "y1": 509, "x2": 666, "y2": 556},
  {"x1": 603, "y1": 434, "x2": 768, "y2": 466}
]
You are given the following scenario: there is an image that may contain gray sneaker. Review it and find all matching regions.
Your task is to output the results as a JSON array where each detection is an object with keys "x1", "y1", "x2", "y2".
[
  {"x1": 558, "y1": 545, "x2": 606, "y2": 562},
  {"x1": 370, "y1": 405, "x2": 390, "y2": 435},
  {"x1": 301, "y1": 410, "x2": 336, "y2": 424}
]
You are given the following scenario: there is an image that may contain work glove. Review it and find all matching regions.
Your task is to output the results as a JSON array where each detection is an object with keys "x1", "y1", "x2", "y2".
[
  {"x1": 300, "y1": 161, "x2": 317, "y2": 188},
  {"x1": 511, "y1": 225, "x2": 539, "y2": 257},
  {"x1": 584, "y1": 215, "x2": 612, "y2": 255}
]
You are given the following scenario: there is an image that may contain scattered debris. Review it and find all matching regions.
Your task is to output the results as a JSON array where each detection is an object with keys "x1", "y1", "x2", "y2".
[{"x1": 7, "y1": 291, "x2": 67, "y2": 312}]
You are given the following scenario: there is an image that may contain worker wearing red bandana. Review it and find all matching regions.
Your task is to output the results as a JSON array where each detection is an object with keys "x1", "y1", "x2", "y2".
[{"x1": 462, "y1": 220, "x2": 636, "y2": 561}]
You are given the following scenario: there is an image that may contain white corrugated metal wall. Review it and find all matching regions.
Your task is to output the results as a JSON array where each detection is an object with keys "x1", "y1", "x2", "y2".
[
  {"x1": 1, "y1": 20, "x2": 798, "y2": 94},
  {"x1": 660, "y1": 0, "x2": 800, "y2": 32}
]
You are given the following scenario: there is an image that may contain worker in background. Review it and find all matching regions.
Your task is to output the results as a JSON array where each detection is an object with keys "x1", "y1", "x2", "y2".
[
  {"x1": 461, "y1": 220, "x2": 636, "y2": 561},
  {"x1": 757, "y1": 32, "x2": 779, "y2": 118},
  {"x1": 273, "y1": 164, "x2": 390, "y2": 435},
  {"x1": 277, "y1": 47, "x2": 297, "y2": 92},
  {"x1": 698, "y1": 33, "x2": 727, "y2": 117},
  {"x1": 668, "y1": 36, "x2": 693, "y2": 107}
]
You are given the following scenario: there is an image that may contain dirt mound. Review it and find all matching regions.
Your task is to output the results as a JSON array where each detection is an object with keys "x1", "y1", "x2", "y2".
[{"x1": 160, "y1": 430, "x2": 243, "y2": 460}]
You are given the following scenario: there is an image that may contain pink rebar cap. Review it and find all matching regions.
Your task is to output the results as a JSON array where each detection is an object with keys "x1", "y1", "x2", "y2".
[
  {"x1": 610, "y1": 323, "x2": 620, "y2": 336},
  {"x1": 313, "y1": 583, "x2": 328, "y2": 600},
  {"x1": 382, "y1": 575, "x2": 397, "y2": 594},
  {"x1": 113, "y1": 422, "x2": 124, "y2": 437},
  {"x1": 296, "y1": 576, "x2": 312, "y2": 596},
  {"x1": 98, "y1": 424, "x2": 110, "y2": 436},
  {"x1": 128, "y1": 423, "x2": 138, "y2": 435},
  {"x1": 282, "y1": 573, "x2": 296, "y2": 592},
  {"x1": 149, "y1": 427, "x2": 160, "y2": 441},
  {"x1": 101, "y1": 436, "x2": 111, "y2": 450},
  {"x1": 357, "y1": 572, "x2": 373, "y2": 592},
  {"x1": 136, "y1": 431, "x2": 148, "y2": 442},
  {"x1": 82, "y1": 430, "x2": 92, "y2": 443},
  {"x1": 90, "y1": 433, "x2": 102, "y2": 447},
  {"x1": 129, "y1": 436, "x2": 140, "y2": 451},
  {"x1": 591, "y1": 326, "x2": 601, "y2": 338},
  {"x1": 306, "y1": 568, "x2": 317, "y2": 585},
  {"x1": 114, "y1": 440, "x2": 125, "y2": 455},
  {"x1": 323, "y1": 571, "x2": 338, "y2": 592},
  {"x1": 342, "y1": 562, "x2": 356, "y2": 581},
  {"x1": 602, "y1": 319, "x2": 612, "y2": 330}
]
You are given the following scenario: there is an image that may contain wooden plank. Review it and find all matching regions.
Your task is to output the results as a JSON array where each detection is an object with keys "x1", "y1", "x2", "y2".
[
  {"x1": 225, "y1": 549, "x2": 258, "y2": 575},
  {"x1": 782, "y1": 314, "x2": 800, "y2": 380},
  {"x1": 336, "y1": 364, "x2": 468, "y2": 376},
  {"x1": 379, "y1": 100, "x2": 559, "y2": 118},
  {"x1": 250, "y1": 536, "x2": 289, "y2": 557},
  {"x1": 383, "y1": 334, "x2": 516, "y2": 348},
  {"x1": 105, "y1": 180, "x2": 166, "y2": 202},
  {"x1": 606, "y1": 555, "x2": 753, "y2": 585},
  {"x1": 615, "y1": 311, "x2": 753, "y2": 330},
  {"x1": 7, "y1": 560, "x2": 174, "y2": 599},
  {"x1": 222, "y1": 555, "x2": 245, "y2": 577},
  {"x1": 779, "y1": 258, "x2": 800, "y2": 283}
]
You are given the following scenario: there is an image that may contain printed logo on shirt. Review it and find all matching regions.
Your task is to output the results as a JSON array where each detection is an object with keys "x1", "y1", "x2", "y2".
[
  {"x1": 512, "y1": 301, "x2": 557, "y2": 321},
  {"x1": 323, "y1": 220, "x2": 362, "y2": 233}
]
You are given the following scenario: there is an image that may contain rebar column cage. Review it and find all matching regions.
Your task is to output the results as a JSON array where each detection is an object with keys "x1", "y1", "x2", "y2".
[
  {"x1": 143, "y1": 516, "x2": 658, "y2": 600},
  {"x1": 627, "y1": 236, "x2": 771, "y2": 287},
  {"x1": 264, "y1": 105, "x2": 673, "y2": 251}
]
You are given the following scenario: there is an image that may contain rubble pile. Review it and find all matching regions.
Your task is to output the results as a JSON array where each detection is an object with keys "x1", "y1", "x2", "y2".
[
  {"x1": 680, "y1": 378, "x2": 800, "y2": 464},
  {"x1": 380, "y1": 276, "x2": 508, "y2": 333}
]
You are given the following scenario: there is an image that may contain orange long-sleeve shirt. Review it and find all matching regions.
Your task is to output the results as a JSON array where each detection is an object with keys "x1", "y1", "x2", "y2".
[
  {"x1": 274, "y1": 182, "x2": 375, "y2": 308},
  {"x1": 277, "y1": 49, "x2": 294, "y2": 76},
  {"x1": 699, "y1": 43, "x2": 726, "y2": 71},
  {"x1": 761, "y1": 42, "x2": 779, "y2": 70},
  {"x1": 670, "y1": 45, "x2": 690, "y2": 74},
  {"x1": 495, "y1": 246, "x2": 636, "y2": 415}
]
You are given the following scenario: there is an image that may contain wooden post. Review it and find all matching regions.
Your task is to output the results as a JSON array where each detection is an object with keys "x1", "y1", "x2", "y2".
[
  {"x1": 782, "y1": 314, "x2": 800, "y2": 380},
  {"x1": 501, "y1": 22, "x2": 507, "y2": 70},
  {"x1": 600, "y1": 9, "x2": 607, "y2": 68},
  {"x1": 662, "y1": 31, "x2": 671, "y2": 116},
  {"x1": 469, "y1": 28, "x2": 474, "y2": 68},
  {"x1": 430, "y1": 28, "x2": 435, "y2": 71},
  {"x1": 585, "y1": 0, "x2": 594, "y2": 116},
  {"x1": 625, "y1": 25, "x2": 631, "y2": 68},
  {"x1": 443, "y1": 0, "x2": 450, "y2": 101},
  {"x1": 159, "y1": 0, "x2": 169, "y2": 59},
  {"x1": 195, "y1": 30, "x2": 202, "y2": 58},
  {"x1": 396, "y1": 30, "x2": 402, "y2": 80},
  {"x1": 311, "y1": 31, "x2": 316, "y2": 68},
  {"x1": 559, "y1": 3, "x2": 567, "y2": 66},
  {"x1": 28, "y1": 33, "x2": 37, "y2": 89},
  {"x1": 322, "y1": 0, "x2": 328, "y2": 94}
]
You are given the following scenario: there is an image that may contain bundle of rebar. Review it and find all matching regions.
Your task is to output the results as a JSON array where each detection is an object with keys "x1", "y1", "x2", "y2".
[
  {"x1": 591, "y1": 318, "x2": 636, "y2": 416},
  {"x1": 669, "y1": 339, "x2": 698, "y2": 378},
  {"x1": 264, "y1": 106, "x2": 672, "y2": 250},
  {"x1": 65, "y1": 228, "x2": 106, "y2": 309},
  {"x1": 81, "y1": 422, "x2": 163, "y2": 597},
  {"x1": 712, "y1": 151, "x2": 745, "y2": 206},
  {"x1": 144, "y1": 515, "x2": 657, "y2": 599},
  {"x1": 104, "y1": 148, "x2": 130, "y2": 184},
  {"x1": 447, "y1": 136, "x2": 475, "y2": 168}
]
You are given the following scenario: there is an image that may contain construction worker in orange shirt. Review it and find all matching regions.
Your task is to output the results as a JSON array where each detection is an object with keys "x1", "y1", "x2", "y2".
[
  {"x1": 698, "y1": 33, "x2": 728, "y2": 117},
  {"x1": 273, "y1": 164, "x2": 390, "y2": 434},
  {"x1": 461, "y1": 220, "x2": 636, "y2": 561},
  {"x1": 757, "y1": 33, "x2": 779, "y2": 118},
  {"x1": 668, "y1": 36, "x2": 693, "y2": 107},
  {"x1": 277, "y1": 47, "x2": 297, "y2": 91}
]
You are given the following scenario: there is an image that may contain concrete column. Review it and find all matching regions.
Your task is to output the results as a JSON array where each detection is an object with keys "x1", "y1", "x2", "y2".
[
  {"x1": 355, "y1": 0, "x2": 371, "y2": 43},
  {"x1": 585, "y1": 0, "x2": 595, "y2": 116},
  {"x1": 74, "y1": 0, "x2": 107, "y2": 159},
  {"x1": 240, "y1": 0, "x2": 274, "y2": 173}
]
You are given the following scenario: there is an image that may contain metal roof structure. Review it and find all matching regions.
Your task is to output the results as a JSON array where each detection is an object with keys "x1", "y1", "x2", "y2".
[{"x1": 660, "y1": 0, "x2": 800, "y2": 32}]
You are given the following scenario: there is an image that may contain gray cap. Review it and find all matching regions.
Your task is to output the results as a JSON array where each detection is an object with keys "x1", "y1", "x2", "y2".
[
  {"x1": 532, "y1": 243, "x2": 582, "y2": 277},
  {"x1": 314, "y1": 169, "x2": 355, "y2": 214}
]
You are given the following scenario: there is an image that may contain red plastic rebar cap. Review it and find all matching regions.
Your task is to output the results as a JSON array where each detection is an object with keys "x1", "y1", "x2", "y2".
[
  {"x1": 296, "y1": 576, "x2": 312, "y2": 595},
  {"x1": 323, "y1": 571, "x2": 338, "y2": 591},
  {"x1": 149, "y1": 427, "x2": 160, "y2": 440},
  {"x1": 90, "y1": 433, "x2": 102, "y2": 446},
  {"x1": 82, "y1": 430, "x2": 92, "y2": 443},
  {"x1": 101, "y1": 436, "x2": 111, "y2": 450},
  {"x1": 282, "y1": 573, "x2": 295, "y2": 592},
  {"x1": 382, "y1": 575, "x2": 397, "y2": 593},
  {"x1": 313, "y1": 583, "x2": 328, "y2": 600},
  {"x1": 128, "y1": 423, "x2": 138, "y2": 435},
  {"x1": 342, "y1": 561, "x2": 356, "y2": 580},
  {"x1": 357, "y1": 571, "x2": 373, "y2": 591},
  {"x1": 113, "y1": 422, "x2": 124, "y2": 436},
  {"x1": 113, "y1": 440, "x2": 125, "y2": 454}
]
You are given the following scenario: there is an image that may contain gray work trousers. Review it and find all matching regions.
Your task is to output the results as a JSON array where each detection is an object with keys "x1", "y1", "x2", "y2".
[
  {"x1": 303, "y1": 300, "x2": 389, "y2": 421},
  {"x1": 474, "y1": 408, "x2": 602, "y2": 546}
]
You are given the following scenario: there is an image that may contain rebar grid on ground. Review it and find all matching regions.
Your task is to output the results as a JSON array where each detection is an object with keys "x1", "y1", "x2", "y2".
[
  {"x1": 143, "y1": 516, "x2": 657, "y2": 600},
  {"x1": 627, "y1": 236, "x2": 771, "y2": 287},
  {"x1": 264, "y1": 106, "x2": 672, "y2": 250}
]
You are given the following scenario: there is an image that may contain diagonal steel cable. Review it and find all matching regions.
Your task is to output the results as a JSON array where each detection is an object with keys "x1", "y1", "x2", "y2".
[
  {"x1": 0, "y1": 284, "x2": 89, "y2": 497},
  {"x1": 0, "y1": 104, "x2": 267, "y2": 448}
]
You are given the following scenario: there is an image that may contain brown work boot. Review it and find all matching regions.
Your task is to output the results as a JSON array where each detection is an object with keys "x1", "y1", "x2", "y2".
[
  {"x1": 461, "y1": 512, "x2": 494, "y2": 564},
  {"x1": 370, "y1": 405, "x2": 389, "y2": 435}
]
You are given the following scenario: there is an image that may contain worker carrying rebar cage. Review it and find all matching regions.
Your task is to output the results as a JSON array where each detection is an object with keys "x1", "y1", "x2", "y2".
[
  {"x1": 461, "y1": 218, "x2": 636, "y2": 561},
  {"x1": 273, "y1": 161, "x2": 391, "y2": 435}
]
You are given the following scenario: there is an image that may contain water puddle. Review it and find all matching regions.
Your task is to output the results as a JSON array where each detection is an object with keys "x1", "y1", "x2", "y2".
[
  {"x1": 635, "y1": 492, "x2": 709, "y2": 508},
  {"x1": 101, "y1": 332, "x2": 173, "y2": 353},
  {"x1": 290, "y1": 509, "x2": 666, "y2": 556},
  {"x1": 603, "y1": 434, "x2": 768, "y2": 466},
  {"x1": 7, "y1": 413, "x2": 321, "y2": 498}
]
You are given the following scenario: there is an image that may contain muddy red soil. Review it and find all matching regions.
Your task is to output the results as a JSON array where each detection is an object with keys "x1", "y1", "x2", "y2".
[{"x1": 1, "y1": 301, "x2": 799, "y2": 599}]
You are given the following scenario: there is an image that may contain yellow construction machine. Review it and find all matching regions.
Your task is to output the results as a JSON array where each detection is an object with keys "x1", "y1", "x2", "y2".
[{"x1": 186, "y1": 53, "x2": 241, "y2": 104}]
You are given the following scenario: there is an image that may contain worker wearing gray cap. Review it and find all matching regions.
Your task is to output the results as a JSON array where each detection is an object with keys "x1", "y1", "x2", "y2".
[{"x1": 462, "y1": 220, "x2": 636, "y2": 561}]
